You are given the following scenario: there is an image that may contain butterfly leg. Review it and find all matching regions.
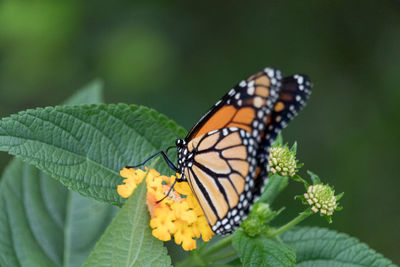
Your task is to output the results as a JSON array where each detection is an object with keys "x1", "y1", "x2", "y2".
[
  {"x1": 126, "y1": 150, "x2": 179, "y2": 173},
  {"x1": 156, "y1": 178, "x2": 180, "y2": 203},
  {"x1": 160, "y1": 151, "x2": 180, "y2": 172}
]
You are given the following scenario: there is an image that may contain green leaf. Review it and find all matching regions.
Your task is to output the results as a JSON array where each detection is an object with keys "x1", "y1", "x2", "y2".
[
  {"x1": 306, "y1": 170, "x2": 321, "y2": 184},
  {"x1": 0, "y1": 160, "x2": 58, "y2": 266},
  {"x1": 83, "y1": 180, "x2": 171, "y2": 267},
  {"x1": 290, "y1": 141, "x2": 297, "y2": 153},
  {"x1": 64, "y1": 79, "x2": 104, "y2": 105},
  {"x1": 281, "y1": 226, "x2": 396, "y2": 267},
  {"x1": 0, "y1": 103, "x2": 187, "y2": 205},
  {"x1": 258, "y1": 174, "x2": 288, "y2": 204},
  {"x1": 64, "y1": 192, "x2": 118, "y2": 266},
  {"x1": 232, "y1": 229, "x2": 296, "y2": 267},
  {"x1": 0, "y1": 83, "x2": 119, "y2": 267},
  {"x1": 273, "y1": 133, "x2": 283, "y2": 146},
  {"x1": 291, "y1": 174, "x2": 309, "y2": 188},
  {"x1": 0, "y1": 160, "x2": 118, "y2": 267}
]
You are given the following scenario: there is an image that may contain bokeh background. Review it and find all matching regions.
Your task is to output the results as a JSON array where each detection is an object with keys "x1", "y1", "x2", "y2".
[{"x1": 0, "y1": 0, "x2": 399, "y2": 264}]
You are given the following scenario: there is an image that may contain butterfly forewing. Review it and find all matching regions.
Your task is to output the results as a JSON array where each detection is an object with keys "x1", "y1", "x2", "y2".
[{"x1": 185, "y1": 68, "x2": 282, "y2": 141}]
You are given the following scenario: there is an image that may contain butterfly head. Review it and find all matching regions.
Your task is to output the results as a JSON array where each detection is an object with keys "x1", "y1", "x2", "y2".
[{"x1": 175, "y1": 138, "x2": 186, "y2": 148}]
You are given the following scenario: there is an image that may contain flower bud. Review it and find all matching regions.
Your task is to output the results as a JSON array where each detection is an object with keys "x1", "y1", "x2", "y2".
[
  {"x1": 241, "y1": 203, "x2": 280, "y2": 237},
  {"x1": 304, "y1": 184, "x2": 338, "y2": 216},
  {"x1": 269, "y1": 145, "x2": 298, "y2": 177}
]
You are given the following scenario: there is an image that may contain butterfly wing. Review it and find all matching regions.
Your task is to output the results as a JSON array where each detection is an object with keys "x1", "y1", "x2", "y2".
[
  {"x1": 185, "y1": 68, "x2": 283, "y2": 141},
  {"x1": 183, "y1": 127, "x2": 259, "y2": 234},
  {"x1": 179, "y1": 69, "x2": 312, "y2": 235}
]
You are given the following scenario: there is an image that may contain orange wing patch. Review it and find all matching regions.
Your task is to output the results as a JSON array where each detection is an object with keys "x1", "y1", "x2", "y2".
[
  {"x1": 255, "y1": 86, "x2": 269, "y2": 97},
  {"x1": 215, "y1": 131, "x2": 242, "y2": 149},
  {"x1": 225, "y1": 107, "x2": 255, "y2": 133},
  {"x1": 193, "y1": 105, "x2": 236, "y2": 138},
  {"x1": 228, "y1": 160, "x2": 249, "y2": 177},
  {"x1": 197, "y1": 131, "x2": 220, "y2": 151},
  {"x1": 194, "y1": 152, "x2": 231, "y2": 174},
  {"x1": 254, "y1": 74, "x2": 271, "y2": 87},
  {"x1": 195, "y1": 105, "x2": 257, "y2": 138},
  {"x1": 187, "y1": 135, "x2": 202, "y2": 152},
  {"x1": 231, "y1": 107, "x2": 255, "y2": 125},
  {"x1": 274, "y1": 101, "x2": 285, "y2": 112},
  {"x1": 222, "y1": 146, "x2": 247, "y2": 160}
]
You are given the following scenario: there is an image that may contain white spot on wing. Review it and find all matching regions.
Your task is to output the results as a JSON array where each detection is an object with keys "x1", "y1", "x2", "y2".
[
  {"x1": 209, "y1": 129, "x2": 218, "y2": 134},
  {"x1": 247, "y1": 87, "x2": 255, "y2": 95}
]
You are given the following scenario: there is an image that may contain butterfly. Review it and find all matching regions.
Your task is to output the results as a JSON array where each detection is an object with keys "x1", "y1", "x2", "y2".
[{"x1": 129, "y1": 67, "x2": 312, "y2": 235}]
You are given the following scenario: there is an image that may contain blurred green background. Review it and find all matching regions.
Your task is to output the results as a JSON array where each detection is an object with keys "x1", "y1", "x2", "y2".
[{"x1": 0, "y1": 0, "x2": 399, "y2": 264}]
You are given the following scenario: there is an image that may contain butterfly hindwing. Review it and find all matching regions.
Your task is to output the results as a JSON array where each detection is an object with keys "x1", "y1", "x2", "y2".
[{"x1": 182, "y1": 127, "x2": 259, "y2": 234}]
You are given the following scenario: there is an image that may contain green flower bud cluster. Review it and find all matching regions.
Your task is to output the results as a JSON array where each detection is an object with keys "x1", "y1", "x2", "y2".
[
  {"x1": 269, "y1": 146, "x2": 297, "y2": 177},
  {"x1": 241, "y1": 203, "x2": 281, "y2": 237},
  {"x1": 304, "y1": 184, "x2": 337, "y2": 216}
]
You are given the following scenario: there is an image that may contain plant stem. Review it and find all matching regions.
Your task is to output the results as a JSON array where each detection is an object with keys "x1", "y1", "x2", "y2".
[
  {"x1": 175, "y1": 251, "x2": 205, "y2": 267},
  {"x1": 207, "y1": 249, "x2": 237, "y2": 263},
  {"x1": 176, "y1": 236, "x2": 235, "y2": 266},
  {"x1": 268, "y1": 209, "x2": 313, "y2": 237},
  {"x1": 202, "y1": 235, "x2": 233, "y2": 256}
]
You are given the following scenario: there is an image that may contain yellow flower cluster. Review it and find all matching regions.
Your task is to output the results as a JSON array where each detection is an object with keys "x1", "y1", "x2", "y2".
[{"x1": 118, "y1": 168, "x2": 214, "y2": 251}]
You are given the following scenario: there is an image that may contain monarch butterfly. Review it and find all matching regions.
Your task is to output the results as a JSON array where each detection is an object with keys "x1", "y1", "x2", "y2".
[{"x1": 129, "y1": 67, "x2": 312, "y2": 235}]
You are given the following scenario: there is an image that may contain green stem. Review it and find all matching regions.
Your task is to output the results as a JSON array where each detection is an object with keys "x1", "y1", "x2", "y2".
[
  {"x1": 268, "y1": 209, "x2": 313, "y2": 237},
  {"x1": 202, "y1": 235, "x2": 233, "y2": 256},
  {"x1": 176, "y1": 235, "x2": 234, "y2": 266},
  {"x1": 175, "y1": 251, "x2": 205, "y2": 267},
  {"x1": 207, "y1": 249, "x2": 237, "y2": 262}
]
